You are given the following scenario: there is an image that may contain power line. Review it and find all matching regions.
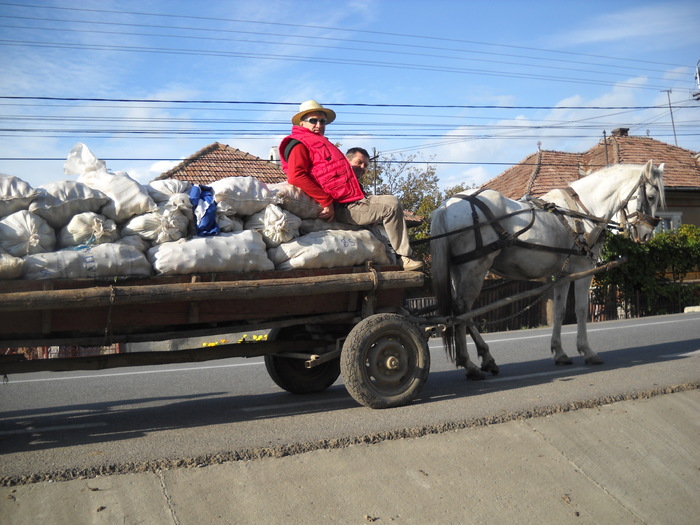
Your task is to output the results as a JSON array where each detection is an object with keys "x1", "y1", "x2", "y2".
[
  {"x1": 0, "y1": 20, "x2": 684, "y2": 85},
  {"x1": 0, "y1": 2, "x2": 686, "y2": 69},
  {"x1": 0, "y1": 39, "x2": 675, "y2": 90},
  {"x1": 0, "y1": 96, "x2": 676, "y2": 110}
]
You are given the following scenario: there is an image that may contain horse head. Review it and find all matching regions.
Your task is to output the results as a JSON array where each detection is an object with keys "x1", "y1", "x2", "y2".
[{"x1": 621, "y1": 160, "x2": 665, "y2": 243}]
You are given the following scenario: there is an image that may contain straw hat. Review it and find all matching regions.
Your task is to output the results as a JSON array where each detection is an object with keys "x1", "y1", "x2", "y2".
[{"x1": 291, "y1": 100, "x2": 337, "y2": 125}]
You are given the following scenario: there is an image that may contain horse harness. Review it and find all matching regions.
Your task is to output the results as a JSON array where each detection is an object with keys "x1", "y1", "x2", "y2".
[
  {"x1": 448, "y1": 189, "x2": 607, "y2": 266},
  {"x1": 445, "y1": 169, "x2": 659, "y2": 266},
  {"x1": 615, "y1": 173, "x2": 662, "y2": 232}
]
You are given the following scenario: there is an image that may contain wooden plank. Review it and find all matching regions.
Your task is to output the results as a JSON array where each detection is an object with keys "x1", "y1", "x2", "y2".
[
  {"x1": 0, "y1": 312, "x2": 359, "y2": 349},
  {"x1": 0, "y1": 339, "x2": 327, "y2": 374},
  {"x1": 0, "y1": 270, "x2": 423, "y2": 312}
]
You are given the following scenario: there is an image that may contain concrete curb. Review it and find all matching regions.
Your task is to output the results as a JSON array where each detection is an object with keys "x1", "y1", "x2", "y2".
[{"x1": 2, "y1": 390, "x2": 699, "y2": 525}]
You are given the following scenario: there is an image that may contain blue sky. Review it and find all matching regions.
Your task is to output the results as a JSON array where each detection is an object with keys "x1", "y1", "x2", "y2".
[{"x1": 1, "y1": 0, "x2": 699, "y2": 191}]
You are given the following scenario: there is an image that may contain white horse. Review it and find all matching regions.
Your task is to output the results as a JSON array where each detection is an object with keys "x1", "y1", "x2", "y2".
[{"x1": 430, "y1": 160, "x2": 665, "y2": 380}]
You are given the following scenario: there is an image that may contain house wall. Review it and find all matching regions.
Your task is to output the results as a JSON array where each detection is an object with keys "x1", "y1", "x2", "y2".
[{"x1": 665, "y1": 191, "x2": 700, "y2": 227}]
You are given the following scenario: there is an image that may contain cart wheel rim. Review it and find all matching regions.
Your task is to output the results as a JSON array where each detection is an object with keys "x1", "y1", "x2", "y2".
[{"x1": 362, "y1": 330, "x2": 417, "y2": 395}]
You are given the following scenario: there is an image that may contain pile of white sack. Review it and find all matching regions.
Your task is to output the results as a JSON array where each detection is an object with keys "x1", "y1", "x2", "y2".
[{"x1": 0, "y1": 143, "x2": 394, "y2": 280}]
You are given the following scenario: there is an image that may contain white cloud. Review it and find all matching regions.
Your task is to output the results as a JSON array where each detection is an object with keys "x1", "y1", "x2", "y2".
[{"x1": 552, "y1": 4, "x2": 700, "y2": 48}]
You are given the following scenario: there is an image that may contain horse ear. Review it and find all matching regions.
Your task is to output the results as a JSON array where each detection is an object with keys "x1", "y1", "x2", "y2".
[{"x1": 643, "y1": 159, "x2": 653, "y2": 177}]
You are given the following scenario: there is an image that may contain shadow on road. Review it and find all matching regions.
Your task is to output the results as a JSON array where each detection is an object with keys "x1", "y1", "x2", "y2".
[{"x1": 0, "y1": 337, "x2": 697, "y2": 457}]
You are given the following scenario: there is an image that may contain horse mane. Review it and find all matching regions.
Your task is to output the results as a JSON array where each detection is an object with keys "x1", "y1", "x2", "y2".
[{"x1": 569, "y1": 160, "x2": 665, "y2": 212}]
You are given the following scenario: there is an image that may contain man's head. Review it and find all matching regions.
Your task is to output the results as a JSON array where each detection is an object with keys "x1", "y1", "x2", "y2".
[
  {"x1": 292, "y1": 100, "x2": 336, "y2": 136},
  {"x1": 299, "y1": 110, "x2": 328, "y2": 135},
  {"x1": 346, "y1": 147, "x2": 370, "y2": 178}
]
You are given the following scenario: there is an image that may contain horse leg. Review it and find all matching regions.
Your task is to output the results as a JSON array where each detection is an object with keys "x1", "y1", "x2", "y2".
[
  {"x1": 453, "y1": 322, "x2": 487, "y2": 380},
  {"x1": 550, "y1": 281, "x2": 573, "y2": 365},
  {"x1": 574, "y1": 276, "x2": 603, "y2": 365},
  {"x1": 449, "y1": 253, "x2": 499, "y2": 381},
  {"x1": 466, "y1": 322, "x2": 499, "y2": 375}
]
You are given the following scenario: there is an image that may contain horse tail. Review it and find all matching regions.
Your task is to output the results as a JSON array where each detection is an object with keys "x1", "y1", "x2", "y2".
[{"x1": 430, "y1": 205, "x2": 456, "y2": 360}]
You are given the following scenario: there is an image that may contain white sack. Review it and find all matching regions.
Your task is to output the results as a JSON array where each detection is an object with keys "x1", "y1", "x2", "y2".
[
  {"x1": 63, "y1": 141, "x2": 106, "y2": 175},
  {"x1": 217, "y1": 210, "x2": 243, "y2": 233},
  {"x1": 244, "y1": 204, "x2": 302, "y2": 248},
  {"x1": 147, "y1": 230, "x2": 274, "y2": 275},
  {"x1": 267, "y1": 229, "x2": 390, "y2": 270},
  {"x1": 211, "y1": 176, "x2": 280, "y2": 217},
  {"x1": 29, "y1": 180, "x2": 110, "y2": 228},
  {"x1": 299, "y1": 218, "x2": 362, "y2": 234},
  {"x1": 147, "y1": 179, "x2": 192, "y2": 204},
  {"x1": 23, "y1": 244, "x2": 152, "y2": 280},
  {"x1": 78, "y1": 169, "x2": 157, "y2": 223},
  {"x1": 65, "y1": 143, "x2": 157, "y2": 222},
  {"x1": 121, "y1": 205, "x2": 189, "y2": 245},
  {"x1": 58, "y1": 212, "x2": 119, "y2": 248},
  {"x1": 115, "y1": 234, "x2": 151, "y2": 253},
  {"x1": 268, "y1": 182, "x2": 322, "y2": 219},
  {"x1": 0, "y1": 250, "x2": 23, "y2": 280},
  {"x1": 0, "y1": 210, "x2": 55, "y2": 256},
  {"x1": 0, "y1": 174, "x2": 40, "y2": 218}
]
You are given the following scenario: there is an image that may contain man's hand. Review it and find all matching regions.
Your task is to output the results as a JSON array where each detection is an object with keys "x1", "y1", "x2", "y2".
[{"x1": 319, "y1": 205, "x2": 335, "y2": 222}]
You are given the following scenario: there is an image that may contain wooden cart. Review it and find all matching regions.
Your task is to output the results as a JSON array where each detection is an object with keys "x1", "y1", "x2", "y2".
[
  {"x1": 0, "y1": 259, "x2": 623, "y2": 408},
  {"x1": 0, "y1": 265, "x2": 428, "y2": 409}
]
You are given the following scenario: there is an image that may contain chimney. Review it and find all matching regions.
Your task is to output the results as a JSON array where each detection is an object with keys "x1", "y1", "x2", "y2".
[
  {"x1": 268, "y1": 146, "x2": 280, "y2": 165},
  {"x1": 611, "y1": 128, "x2": 629, "y2": 137}
]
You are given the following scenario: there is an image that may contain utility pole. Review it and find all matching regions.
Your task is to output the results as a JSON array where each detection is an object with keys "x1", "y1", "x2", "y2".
[
  {"x1": 603, "y1": 130, "x2": 609, "y2": 166},
  {"x1": 661, "y1": 89, "x2": 678, "y2": 146},
  {"x1": 370, "y1": 148, "x2": 380, "y2": 195}
]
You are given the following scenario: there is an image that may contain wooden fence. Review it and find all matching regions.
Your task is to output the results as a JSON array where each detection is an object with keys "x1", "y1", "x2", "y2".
[{"x1": 406, "y1": 278, "x2": 697, "y2": 333}]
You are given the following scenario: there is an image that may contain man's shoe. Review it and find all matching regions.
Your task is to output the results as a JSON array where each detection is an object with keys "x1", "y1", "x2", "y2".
[{"x1": 400, "y1": 256, "x2": 423, "y2": 271}]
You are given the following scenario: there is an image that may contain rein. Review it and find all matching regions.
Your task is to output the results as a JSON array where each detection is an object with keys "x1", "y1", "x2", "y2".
[
  {"x1": 416, "y1": 190, "x2": 610, "y2": 263},
  {"x1": 616, "y1": 175, "x2": 661, "y2": 231},
  {"x1": 417, "y1": 167, "x2": 660, "y2": 265}
]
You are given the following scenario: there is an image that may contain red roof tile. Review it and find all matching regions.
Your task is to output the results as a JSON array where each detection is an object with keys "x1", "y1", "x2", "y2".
[
  {"x1": 156, "y1": 142, "x2": 286, "y2": 185},
  {"x1": 481, "y1": 133, "x2": 700, "y2": 199}
]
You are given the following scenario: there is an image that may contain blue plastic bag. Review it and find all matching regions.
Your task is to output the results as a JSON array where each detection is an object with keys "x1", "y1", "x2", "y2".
[{"x1": 189, "y1": 184, "x2": 220, "y2": 236}]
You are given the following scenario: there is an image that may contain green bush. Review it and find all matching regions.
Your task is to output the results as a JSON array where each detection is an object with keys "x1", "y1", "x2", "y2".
[{"x1": 595, "y1": 224, "x2": 700, "y2": 315}]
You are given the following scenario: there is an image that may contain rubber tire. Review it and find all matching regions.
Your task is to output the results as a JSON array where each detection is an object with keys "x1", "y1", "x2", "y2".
[
  {"x1": 265, "y1": 354, "x2": 341, "y2": 394},
  {"x1": 341, "y1": 313, "x2": 430, "y2": 409}
]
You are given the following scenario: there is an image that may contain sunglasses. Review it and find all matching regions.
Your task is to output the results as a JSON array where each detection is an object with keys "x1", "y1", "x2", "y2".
[{"x1": 303, "y1": 117, "x2": 327, "y2": 125}]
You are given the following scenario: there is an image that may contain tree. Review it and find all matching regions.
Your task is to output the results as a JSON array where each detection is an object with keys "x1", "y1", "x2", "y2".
[
  {"x1": 362, "y1": 152, "x2": 441, "y2": 263},
  {"x1": 361, "y1": 151, "x2": 478, "y2": 269}
]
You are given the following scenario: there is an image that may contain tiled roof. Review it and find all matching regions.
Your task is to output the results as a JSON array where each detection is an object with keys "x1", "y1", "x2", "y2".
[
  {"x1": 481, "y1": 132, "x2": 700, "y2": 199},
  {"x1": 156, "y1": 142, "x2": 286, "y2": 185},
  {"x1": 483, "y1": 149, "x2": 583, "y2": 199},
  {"x1": 583, "y1": 135, "x2": 700, "y2": 189}
]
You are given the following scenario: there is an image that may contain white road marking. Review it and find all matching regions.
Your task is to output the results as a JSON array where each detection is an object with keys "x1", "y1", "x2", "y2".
[
  {"x1": 7, "y1": 316, "x2": 697, "y2": 385},
  {"x1": 5, "y1": 360, "x2": 264, "y2": 384},
  {"x1": 0, "y1": 422, "x2": 108, "y2": 436},
  {"x1": 241, "y1": 397, "x2": 346, "y2": 412},
  {"x1": 660, "y1": 349, "x2": 700, "y2": 358},
  {"x1": 486, "y1": 368, "x2": 588, "y2": 383}
]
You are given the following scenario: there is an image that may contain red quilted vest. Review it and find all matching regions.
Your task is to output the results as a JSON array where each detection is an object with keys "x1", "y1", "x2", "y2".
[{"x1": 279, "y1": 126, "x2": 364, "y2": 203}]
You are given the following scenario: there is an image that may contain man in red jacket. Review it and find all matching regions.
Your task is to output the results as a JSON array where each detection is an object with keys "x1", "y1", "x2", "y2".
[{"x1": 279, "y1": 100, "x2": 422, "y2": 271}]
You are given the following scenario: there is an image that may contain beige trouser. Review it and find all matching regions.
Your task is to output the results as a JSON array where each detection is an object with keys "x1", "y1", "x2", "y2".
[{"x1": 334, "y1": 195, "x2": 413, "y2": 257}]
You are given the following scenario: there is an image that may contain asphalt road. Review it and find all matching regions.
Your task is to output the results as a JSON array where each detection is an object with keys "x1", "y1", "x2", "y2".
[{"x1": 1, "y1": 311, "x2": 699, "y2": 483}]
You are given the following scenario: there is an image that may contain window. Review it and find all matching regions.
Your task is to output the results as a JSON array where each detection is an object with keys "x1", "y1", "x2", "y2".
[{"x1": 655, "y1": 211, "x2": 682, "y2": 233}]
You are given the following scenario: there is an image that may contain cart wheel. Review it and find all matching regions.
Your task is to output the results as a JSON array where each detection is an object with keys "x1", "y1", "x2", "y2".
[
  {"x1": 265, "y1": 355, "x2": 341, "y2": 394},
  {"x1": 341, "y1": 313, "x2": 430, "y2": 409}
]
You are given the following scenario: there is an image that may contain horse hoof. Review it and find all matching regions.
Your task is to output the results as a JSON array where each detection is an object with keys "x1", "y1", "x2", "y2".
[
  {"x1": 555, "y1": 356, "x2": 573, "y2": 366},
  {"x1": 481, "y1": 359, "x2": 500, "y2": 375},
  {"x1": 585, "y1": 355, "x2": 604, "y2": 365},
  {"x1": 466, "y1": 369, "x2": 487, "y2": 381}
]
